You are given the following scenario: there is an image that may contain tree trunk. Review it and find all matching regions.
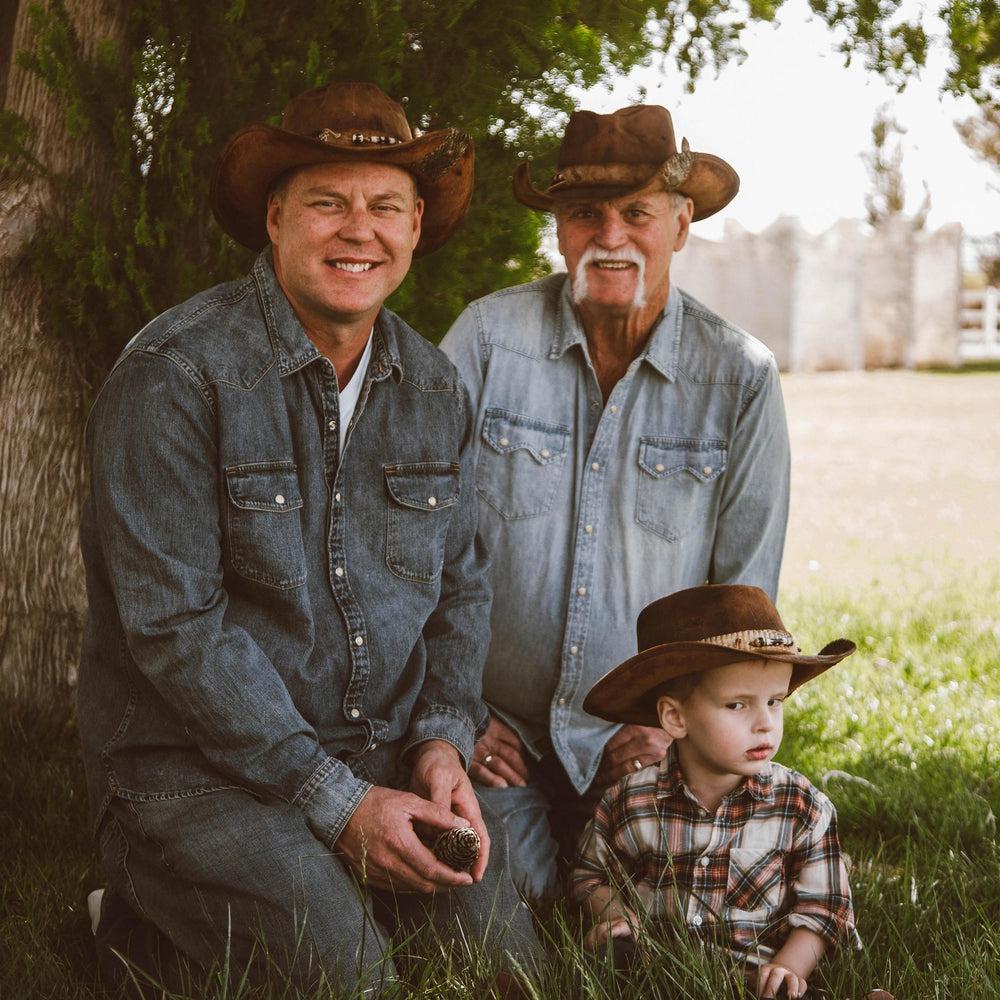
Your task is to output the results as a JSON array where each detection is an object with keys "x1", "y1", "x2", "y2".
[{"x1": 0, "y1": 0, "x2": 128, "y2": 730}]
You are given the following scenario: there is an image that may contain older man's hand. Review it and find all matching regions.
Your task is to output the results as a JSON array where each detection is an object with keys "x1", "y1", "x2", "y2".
[
  {"x1": 337, "y1": 742, "x2": 485, "y2": 893},
  {"x1": 593, "y1": 724, "x2": 671, "y2": 792},
  {"x1": 409, "y1": 739, "x2": 490, "y2": 881},
  {"x1": 469, "y1": 715, "x2": 530, "y2": 789}
]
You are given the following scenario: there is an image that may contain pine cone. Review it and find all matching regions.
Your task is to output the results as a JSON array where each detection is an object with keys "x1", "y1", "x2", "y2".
[{"x1": 433, "y1": 826, "x2": 481, "y2": 870}]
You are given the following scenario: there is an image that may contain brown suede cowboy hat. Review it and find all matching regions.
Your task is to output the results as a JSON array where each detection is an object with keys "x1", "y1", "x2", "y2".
[
  {"x1": 584, "y1": 585, "x2": 855, "y2": 727},
  {"x1": 513, "y1": 104, "x2": 738, "y2": 222},
  {"x1": 211, "y1": 81, "x2": 474, "y2": 256}
]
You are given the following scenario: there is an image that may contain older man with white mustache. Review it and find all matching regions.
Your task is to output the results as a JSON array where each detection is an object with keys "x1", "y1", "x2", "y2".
[{"x1": 441, "y1": 104, "x2": 791, "y2": 896}]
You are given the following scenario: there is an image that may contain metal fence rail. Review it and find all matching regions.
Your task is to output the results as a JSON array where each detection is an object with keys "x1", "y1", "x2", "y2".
[{"x1": 960, "y1": 287, "x2": 1000, "y2": 361}]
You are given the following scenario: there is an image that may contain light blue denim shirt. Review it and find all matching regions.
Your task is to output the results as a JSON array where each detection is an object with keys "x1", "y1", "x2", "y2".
[
  {"x1": 440, "y1": 274, "x2": 789, "y2": 793},
  {"x1": 77, "y1": 250, "x2": 491, "y2": 848}
]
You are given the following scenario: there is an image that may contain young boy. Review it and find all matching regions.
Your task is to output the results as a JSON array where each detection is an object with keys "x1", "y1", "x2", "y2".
[{"x1": 571, "y1": 584, "x2": 863, "y2": 999}]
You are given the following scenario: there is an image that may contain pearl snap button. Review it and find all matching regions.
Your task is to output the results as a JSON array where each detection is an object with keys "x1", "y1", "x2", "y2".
[
  {"x1": 499, "y1": 437, "x2": 509, "y2": 447},
  {"x1": 335, "y1": 567, "x2": 344, "y2": 577},
  {"x1": 557, "y1": 697, "x2": 566, "y2": 706},
  {"x1": 700, "y1": 856, "x2": 710, "y2": 867},
  {"x1": 577, "y1": 586, "x2": 587, "y2": 597},
  {"x1": 655, "y1": 463, "x2": 665, "y2": 473},
  {"x1": 584, "y1": 524, "x2": 593, "y2": 533},
  {"x1": 350, "y1": 708, "x2": 360, "y2": 718},
  {"x1": 540, "y1": 448, "x2": 550, "y2": 459},
  {"x1": 703, "y1": 466, "x2": 713, "y2": 475},
  {"x1": 569, "y1": 645, "x2": 579, "y2": 655},
  {"x1": 275, "y1": 494, "x2": 285, "y2": 504},
  {"x1": 591, "y1": 462, "x2": 600, "y2": 472},
  {"x1": 691, "y1": 915, "x2": 703, "y2": 927},
  {"x1": 334, "y1": 492, "x2": 341, "y2": 501},
  {"x1": 354, "y1": 636, "x2": 364, "y2": 646},
  {"x1": 328, "y1": 420, "x2": 336, "y2": 430},
  {"x1": 609, "y1": 405, "x2": 618, "y2": 414},
  {"x1": 428, "y1": 496, "x2": 437, "y2": 507}
]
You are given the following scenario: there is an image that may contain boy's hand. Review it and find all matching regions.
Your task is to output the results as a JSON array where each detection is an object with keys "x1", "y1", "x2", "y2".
[
  {"x1": 583, "y1": 915, "x2": 634, "y2": 951},
  {"x1": 756, "y1": 962, "x2": 808, "y2": 998}
]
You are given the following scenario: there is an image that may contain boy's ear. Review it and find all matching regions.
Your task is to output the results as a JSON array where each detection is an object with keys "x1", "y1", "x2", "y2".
[{"x1": 656, "y1": 695, "x2": 687, "y2": 739}]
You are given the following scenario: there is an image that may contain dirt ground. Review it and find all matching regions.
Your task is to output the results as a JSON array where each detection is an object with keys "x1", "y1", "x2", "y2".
[{"x1": 778, "y1": 370, "x2": 1000, "y2": 591}]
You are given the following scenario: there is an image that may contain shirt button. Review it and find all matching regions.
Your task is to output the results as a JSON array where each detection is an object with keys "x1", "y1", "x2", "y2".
[
  {"x1": 350, "y1": 708, "x2": 360, "y2": 719},
  {"x1": 703, "y1": 466, "x2": 713, "y2": 475},
  {"x1": 577, "y1": 586, "x2": 587, "y2": 597},
  {"x1": 275, "y1": 494, "x2": 285, "y2": 505},
  {"x1": 691, "y1": 915, "x2": 703, "y2": 927},
  {"x1": 609, "y1": 405, "x2": 618, "y2": 414},
  {"x1": 370, "y1": 742, "x2": 378, "y2": 751},
  {"x1": 700, "y1": 856, "x2": 710, "y2": 867},
  {"x1": 557, "y1": 697, "x2": 567, "y2": 706},
  {"x1": 428, "y1": 496, "x2": 437, "y2": 507},
  {"x1": 540, "y1": 448, "x2": 550, "y2": 459},
  {"x1": 334, "y1": 492, "x2": 341, "y2": 502},
  {"x1": 590, "y1": 462, "x2": 600, "y2": 472},
  {"x1": 354, "y1": 635, "x2": 364, "y2": 646},
  {"x1": 328, "y1": 420, "x2": 336, "y2": 430},
  {"x1": 569, "y1": 644, "x2": 579, "y2": 655},
  {"x1": 584, "y1": 524, "x2": 593, "y2": 534},
  {"x1": 334, "y1": 566, "x2": 344, "y2": 577},
  {"x1": 655, "y1": 463, "x2": 665, "y2": 473},
  {"x1": 499, "y1": 437, "x2": 510, "y2": 447}
]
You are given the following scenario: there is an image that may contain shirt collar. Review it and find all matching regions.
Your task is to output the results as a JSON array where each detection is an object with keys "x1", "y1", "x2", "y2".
[
  {"x1": 548, "y1": 273, "x2": 683, "y2": 381},
  {"x1": 656, "y1": 742, "x2": 775, "y2": 805},
  {"x1": 252, "y1": 247, "x2": 402, "y2": 383}
]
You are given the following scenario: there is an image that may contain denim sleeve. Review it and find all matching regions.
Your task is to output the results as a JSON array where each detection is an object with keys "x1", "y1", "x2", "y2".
[
  {"x1": 439, "y1": 304, "x2": 485, "y2": 415},
  {"x1": 710, "y1": 355, "x2": 790, "y2": 599},
  {"x1": 86, "y1": 351, "x2": 369, "y2": 847},
  {"x1": 401, "y1": 381, "x2": 492, "y2": 766}
]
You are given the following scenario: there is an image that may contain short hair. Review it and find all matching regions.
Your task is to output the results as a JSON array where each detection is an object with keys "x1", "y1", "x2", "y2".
[{"x1": 653, "y1": 671, "x2": 702, "y2": 704}]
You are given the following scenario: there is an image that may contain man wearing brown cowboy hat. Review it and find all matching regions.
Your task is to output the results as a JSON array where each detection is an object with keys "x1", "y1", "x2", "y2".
[
  {"x1": 76, "y1": 80, "x2": 539, "y2": 992},
  {"x1": 441, "y1": 103, "x2": 791, "y2": 895}
]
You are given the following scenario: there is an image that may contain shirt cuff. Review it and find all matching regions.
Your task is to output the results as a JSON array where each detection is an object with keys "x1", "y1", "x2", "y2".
[
  {"x1": 293, "y1": 755, "x2": 372, "y2": 849},
  {"x1": 787, "y1": 908, "x2": 862, "y2": 951},
  {"x1": 401, "y1": 706, "x2": 476, "y2": 768}
]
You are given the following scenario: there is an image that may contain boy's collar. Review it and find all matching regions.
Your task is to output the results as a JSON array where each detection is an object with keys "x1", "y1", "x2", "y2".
[{"x1": 655, "y1": 742, "x2": 775, "y2": 805}]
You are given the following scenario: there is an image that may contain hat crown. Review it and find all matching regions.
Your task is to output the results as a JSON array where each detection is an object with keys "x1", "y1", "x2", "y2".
[
  {"x1": 557, "y1": 104, "x2": 678, "y2": 169},
  {"x1": 280, "y1": 81, "x2": 414, "y2": 145},
  {"x1": 636, "y1": 585, "x2": 787, "y2": 653}
]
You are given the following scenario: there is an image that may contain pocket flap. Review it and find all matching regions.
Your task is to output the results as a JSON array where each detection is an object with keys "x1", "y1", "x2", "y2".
[
  {"x1": 638, "y1": 438, "x2": 727, "y2": 482},
  {"x1": 384, "y1": 463, "x2": 460, "y2": 511},
  {"x1": 482, "y1": 408, "x2": 569, "y2": 464},
  {"x1": 225, "y1": 463, "x2": 304, "y2": 512}
]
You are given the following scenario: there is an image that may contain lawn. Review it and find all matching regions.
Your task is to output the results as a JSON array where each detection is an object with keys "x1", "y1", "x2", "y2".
[{"x1": 3, "y1": 561, "x2": 998, "y2": 999}]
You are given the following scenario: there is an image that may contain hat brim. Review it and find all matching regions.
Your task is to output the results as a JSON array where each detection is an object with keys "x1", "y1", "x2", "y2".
[
  {"x1": 211, "y1": 123, "x2": 474, "y2": 257},
  {"x1": 512, "y1": 153, "x2": 738, "y2": 222},
  {"x1": 583, "y1": 638, "x2": 856, "y2": 727}
]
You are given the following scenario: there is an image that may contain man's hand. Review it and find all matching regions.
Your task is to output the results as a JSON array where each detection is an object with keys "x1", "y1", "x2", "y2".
[
  {"x1": 410, "y1": 739, "x2": 491, "y2": 881},
  {"x1": 755, "y1": 963, "x2": 809, "y2": 998},
  {"x1": 469, "y1": 715, "x2": 530, "y2": 789},
  {"x1": 336, "y1": 783, "x2": 473, "y2": 893},
  {"x1": 582, "y1": 914, "x2": 636, "y2": 951},
  {"x1": 593, "y1": 724, "x2": 671, "y2": 791}
]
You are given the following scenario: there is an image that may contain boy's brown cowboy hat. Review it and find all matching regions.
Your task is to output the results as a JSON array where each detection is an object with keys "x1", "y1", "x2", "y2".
[
  {"x1": 513, "y1": 104, "x2": 738, "y2": 222},
  {"x1": 211, "y1": 81, "x2": 474, "y2": 257},
  {"x1": 584, "y1": 584, "x2": 855, "y2": 727}
]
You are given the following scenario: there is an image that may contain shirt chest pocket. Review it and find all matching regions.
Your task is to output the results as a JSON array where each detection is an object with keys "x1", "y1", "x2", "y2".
[
  {"x1": 635, "y1": 437, "x2": 727, "y2": 542},
  {"x1": 225, "y1": 462, "x2": 307, "y2": 590},
  {"x1": 726, "y1": 846, "x2": 785, "y2": 915},
  {"x1": 384, "y1": 462, "x2": 460, "y2": 584},
  {"x1": 475, "y1": 408, "x2": 570, "y2": 520}
]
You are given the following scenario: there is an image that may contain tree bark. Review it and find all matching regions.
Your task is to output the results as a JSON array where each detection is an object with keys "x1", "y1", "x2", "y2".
[{"x1": 0, "y1": 0, "x2": 128, "y2": 729}]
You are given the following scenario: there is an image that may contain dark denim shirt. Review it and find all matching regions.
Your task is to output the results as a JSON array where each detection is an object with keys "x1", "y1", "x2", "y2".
[{"x1": 77, "y1": 250, "x2": 491, "y2": 848}]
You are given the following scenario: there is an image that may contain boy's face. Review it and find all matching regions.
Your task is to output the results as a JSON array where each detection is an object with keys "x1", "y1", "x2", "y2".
[{"x1": 657, "y1": 659, "x2": 794, "y2": 784}]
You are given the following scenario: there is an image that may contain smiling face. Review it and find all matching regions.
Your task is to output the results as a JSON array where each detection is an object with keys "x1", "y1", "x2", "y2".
[
  {"x1": 657, "y1": 658, "x2": 793, "y2": 795},
  {"x1": 555, "y1": 185, "x2": 693, "y2": 318},
  {"x1": 266, "y1": 160, "x2": 423, "y2": 339}
]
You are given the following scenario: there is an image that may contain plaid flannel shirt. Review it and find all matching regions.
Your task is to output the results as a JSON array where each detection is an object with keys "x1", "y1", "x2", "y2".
[{"x1": 570, "y1": 744, "x2": 860, "y2": 963}]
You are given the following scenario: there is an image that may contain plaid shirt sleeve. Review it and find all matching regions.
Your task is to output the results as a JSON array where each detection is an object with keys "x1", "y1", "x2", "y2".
[
  {"x1": 569, "y1": 779, "x2": 633, "y2": 903},
  {"x1": 786, "y1": 790, "x2": 860, "y2": 949}
]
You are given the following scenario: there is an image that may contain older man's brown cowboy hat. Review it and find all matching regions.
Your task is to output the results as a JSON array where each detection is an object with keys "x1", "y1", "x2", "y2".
[
  {"x1": 211, "y1": 81, "x2": 474, "y2": 256},
  {"x1": 513, "y1": 104, "x2": 738, "y2": 222},
  {"x1": 583, "y1": 585, "x2": 855, "y2": 727}
]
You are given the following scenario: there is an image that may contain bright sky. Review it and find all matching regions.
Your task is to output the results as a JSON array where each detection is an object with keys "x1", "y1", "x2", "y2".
[{"x1": 571, "y1": 0, "x2": 999, "y2": 241}]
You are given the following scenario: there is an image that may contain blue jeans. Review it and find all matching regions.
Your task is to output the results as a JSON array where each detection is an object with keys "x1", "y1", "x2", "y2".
[{"x1": 97, "y1": 789, "x2": 540, "y2": 993}]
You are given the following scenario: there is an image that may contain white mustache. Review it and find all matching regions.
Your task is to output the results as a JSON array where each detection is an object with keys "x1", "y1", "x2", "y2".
[{"x1": 572, "y1": 245, "x2": 647, "y2": 309}]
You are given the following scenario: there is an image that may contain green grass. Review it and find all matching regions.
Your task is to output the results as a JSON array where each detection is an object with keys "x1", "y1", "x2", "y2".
[{"x1": 3, "y1": 563, "x2": 999, "y2": 998}]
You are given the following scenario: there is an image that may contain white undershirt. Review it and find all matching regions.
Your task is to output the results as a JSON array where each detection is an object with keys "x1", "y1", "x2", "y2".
[{"x1": 337, "y1": 330, "x2": 374, "y2": 454}]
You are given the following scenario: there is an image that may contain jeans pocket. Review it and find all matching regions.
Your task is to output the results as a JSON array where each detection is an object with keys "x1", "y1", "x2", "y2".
[
  {"x1": 635, "y1": 437, "x2": 727, "y2": 541},
  {"x1": 475, "y1": 408, "x2": 570, "y2": 520},
  {"x1": 725, "y1": 846, "x2": 784, "y2": 913},
  {"x1": 225, "y1": 461, "x2": 308, "y2": 590},
  {"x1": 384, "y1": 462, "x2": 460, "y2": 583}
]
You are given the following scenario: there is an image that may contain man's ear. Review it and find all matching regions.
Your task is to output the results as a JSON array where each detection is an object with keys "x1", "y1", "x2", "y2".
[
  {"x1": 411, "y1": 196, "x2": 424, "y2": 249},
  {"x1": 672, "y1": 196, "x2": 694, "y2": 252},
  {"x1": 656, "y1": 695, "x2": 687, "y2": 740},
  {"x1": 265, "y1": 194, "x2": 281, "y2": 246}
]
